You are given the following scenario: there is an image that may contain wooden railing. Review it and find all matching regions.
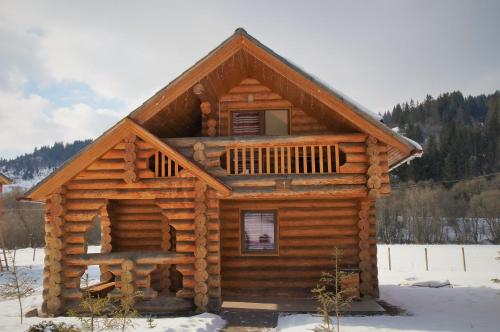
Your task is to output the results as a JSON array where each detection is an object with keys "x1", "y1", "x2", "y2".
[
  {"x1": 164, "y1": 134, "x2": 365, "y2": 178},
  {"x1": 151, "y1": 151, "x2": 182, "y2": 177},
  {"x1": 224, "y1": 142, "x2": 340, "y2": 176}
]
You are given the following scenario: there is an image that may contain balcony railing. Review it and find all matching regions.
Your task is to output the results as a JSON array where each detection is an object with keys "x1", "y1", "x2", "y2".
[
  {"x1": 223, "y1": 143, "x2": 340, "y2": 176},
  {"x1": 163, "y1": 134, "x2": 365, "y2": 178}
]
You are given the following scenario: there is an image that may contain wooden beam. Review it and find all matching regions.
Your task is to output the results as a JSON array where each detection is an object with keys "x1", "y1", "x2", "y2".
[{"x1": 24, "y1": 118, "x2": 231, "y2": 201}]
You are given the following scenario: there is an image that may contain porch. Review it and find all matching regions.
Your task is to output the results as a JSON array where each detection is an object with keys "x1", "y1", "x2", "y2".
[{"x1": 67, "y1": 251, "x2": 196, "y2": 313}]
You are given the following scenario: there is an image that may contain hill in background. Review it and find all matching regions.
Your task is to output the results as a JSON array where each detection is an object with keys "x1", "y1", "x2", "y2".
[{"x1": 1, "y1": 90, "x2": 499, "y2": 187}]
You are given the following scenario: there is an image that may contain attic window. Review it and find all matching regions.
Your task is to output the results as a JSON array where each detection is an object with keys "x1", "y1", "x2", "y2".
[{"x1": 231, "y1": 110, "x2": 289, "y2": 136}]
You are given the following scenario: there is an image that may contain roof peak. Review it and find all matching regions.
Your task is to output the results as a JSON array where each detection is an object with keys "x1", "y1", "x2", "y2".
[{"x1": 234, "y1": 27, "x2": 248, "y2": 35}]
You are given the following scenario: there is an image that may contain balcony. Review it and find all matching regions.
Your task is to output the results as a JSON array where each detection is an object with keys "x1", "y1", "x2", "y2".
[{"x1": 158, "y1": 133, "x2": 383, "y2": 199}]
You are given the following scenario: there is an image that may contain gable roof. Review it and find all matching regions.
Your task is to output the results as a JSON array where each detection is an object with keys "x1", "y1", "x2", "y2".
[
  {"x1": 23, "y1": 29, "x2": 423, "y2": 201},
  {"x1": 129, "y1": 28, "x2": 422, "y2": 166},
  {"x1": 23, "y1": 118, "x2": 231, "y2": 201},
  {"x1": 0, "y1": 172, "x2": 13, "y2": 185}
]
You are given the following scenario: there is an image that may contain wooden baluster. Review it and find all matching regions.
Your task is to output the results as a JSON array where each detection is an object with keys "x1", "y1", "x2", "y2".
[
  {"x1": 266, "y1": 147, "x2": 271, "y2": 174},
  {"x1": 280, "y1": 146, "x2": 285, "y2": 175},
  {"x1": 155, "y1": 151, "x2": 159, "y2": 177},
  {"x1": 242, "y1": 147, "x2": 247, "y2": 175},
  {"x1": 335, "y1": 144, "x2": 340, "y2": 172},
  {"x1": 161, "y1": 153, "x2": 165, "y2": 177},
  {"x1": 167, "y1": 157, "x2": 172, "y2": 177},
  {"x1": 327, "y1": 145, "x2": 332, "y2": 173},
  {"x1": 258, "y1": 147, "x2": 263, "y2": 175},
  {"x1": 175, "y1": 161, "x2": 179, "y2": 177},
  {"x1": 319, "y1": 145, "x2": 324, "y2": 174},
  {"x1": 234, "y1": 147, "x2": 239, "y2": 175},
  {"x1": 303, "y1": 145, "x2": 308, "y2": 174},
  {"x1": 287, "y1": 146, "x2": 292, "y2": 174},
  {"x1": 226, "y1": 147, "x2": 230, "y2": 175},
  {"x1": 311, "y1": 145, "x2": 316, "y2": 174},
  {"x1": 295, "y1": 146, "x2": 300, "y2": 174},
  {"x1": 250, "y1": 147, "x2": 255, "y2": 175},
  {"x1": 274, "y1": 146, "x2": 279, "y2": 174}
]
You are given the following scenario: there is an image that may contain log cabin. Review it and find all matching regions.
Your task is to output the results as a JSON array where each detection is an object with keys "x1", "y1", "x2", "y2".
[
  {"x1": 0, "y1": 172, "x2": 13, "y2": 215},
  {"x1": 22, "y1": 28, "x2": 422, "y2": 315},
  {"x1": 0, "y1": 172, "x2": 12, "y2": 194}
]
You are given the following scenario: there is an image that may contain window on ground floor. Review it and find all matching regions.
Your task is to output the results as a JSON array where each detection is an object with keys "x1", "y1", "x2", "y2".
[{"x1": 240, "y1": 210, "x2": 278, "y2": 254}]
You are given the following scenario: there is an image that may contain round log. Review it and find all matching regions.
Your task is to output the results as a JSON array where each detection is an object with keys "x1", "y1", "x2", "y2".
[
  {"x1": 361, "y1": 271, "x2": 372, "y2": 282},
  {"x1": 194, "y1": 282, "x2": 208, "y2": 294},
  {"x1": 195, "y1": 259, "x2": 208, "y2": 270},
  {"x1": 195, "y1": 226, "x2": 208, "y2": 238},
  {"x1": 358, "y1": 230, "x2": 369, "y2": 240},
  {"x1": 366, "y1": 136, "x2": 378, "y2": 145},
  {"x1": 195, "y1": 247, "x2": 208, "y2": 259},
  {"x1": 367, "y1": 165, "x2": 382, "y2": 176},
  {"x1": 358, "y1": 209, "x2": 369, "y2": 219},
  {"x1": 195, "y1": 214, "x2": 208, "y2": 225},
  {"x1": 359, "y1": 260, "x2": 372, "y2": 271},
  {"x1": 194, "y1": 181, "x2": 208, "y2": 193},
  {"x1": 46, "y1": 298, "x2": 61, "y2": 313},
  {"x1": 366, "y1": 145, "x2": 380, "y2": 157},
  {"x1": 195, "y1": 237, "x2": 207, "y2": 247},
  {"x1": 194, "y1": 293, "x2": 208, "y2": 308},
  {"x1": 359, "y1": 241, "x2": 370, "y2": 250},
  {"x1": 359, "y1": 250, "x2": 370, "y2": 261},
  {"x1": 367, "y1": 176, "x2": 382, "y2": 189},
  {"x1": 358, "y1": 221, "x2": 369, "y2": 232},
  {"x1": 359, "y1": 282, "x2": 372, "y2": 295},
  {"x1": 195, "y1": 204, "x2": 207, "y2": 215},
  {"x1": 207, "y1": 127, "x2": 217, "y2": 137},
  {"x1": 194, "y1": 270, "x2": 209, "y2": 283},
  {"x1": 368, "y1": 189, "x2": 380, "y2": 199},
  {"x1": 122, "y1": 260, "x2": 134, "y2": 271},
  {"x1": 193, "y1": 142, "x2": 205, "y2": 151}
]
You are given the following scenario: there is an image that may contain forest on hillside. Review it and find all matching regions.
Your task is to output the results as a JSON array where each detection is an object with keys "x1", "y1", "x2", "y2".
[
  {"x1": 378, "y1": 90, "x2": 500, "y2": 244},
  {"x1": 0, "y1": 139, "x2": 92, "y2": 180},
  {"x1": 383, "y1": 91, "x2": 500, "y2": 183},
  {"x1": 0, "y1": 91, "x2": 499, "y2": 246}
]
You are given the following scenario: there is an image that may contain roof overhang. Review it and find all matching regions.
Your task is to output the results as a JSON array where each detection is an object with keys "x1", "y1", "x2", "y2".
[
  {"x1": 129, "y1": 28, "x2": 421, "y2": 164},
  {"x1": 23, "y1": 118, "x2": 231, "y2": 201},
  {"x1": 0, "y1": 172, "x2": 13, "y2": 185}
]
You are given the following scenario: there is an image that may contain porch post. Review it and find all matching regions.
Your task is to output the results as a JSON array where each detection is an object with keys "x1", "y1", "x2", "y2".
[
  {"x1": 193, "y1": 179, "x2": 209, "y2": 311},
  {"x1": 42, "y1": 186, "x2": 66, "y2": 315}
]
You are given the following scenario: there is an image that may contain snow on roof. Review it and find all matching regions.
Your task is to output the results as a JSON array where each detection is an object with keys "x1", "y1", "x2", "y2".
[{"x1": 260, "y1": 40, "x2": 384, "y2": 122}]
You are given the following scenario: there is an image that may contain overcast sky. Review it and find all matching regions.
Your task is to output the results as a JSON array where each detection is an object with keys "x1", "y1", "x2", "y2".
[{"x1": 0, "y1": 0, "x2": 499, "y2": 159}]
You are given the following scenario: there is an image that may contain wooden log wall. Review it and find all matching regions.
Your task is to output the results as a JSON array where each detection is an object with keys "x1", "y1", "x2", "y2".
[
  {"x1": 215, "y1": 78, "x2": 329, "y2": 136},
  {"x1": 99, "y1": 204, "x2": 112, "y2": 281},
  {"x1": 357, "y1": 135, "x2": 384, "y2": 297},
  {"x1": 42, "y1": 187, "x2": 66, "y2": 315},
  {"x1": 41, "y1": 135, "x2": 220, "y2": 314},
  {"x1": 219, "y1": 199, "x2": 363, "y2": 298},
  {"x1": 193, "y1": 180, "x2": 209, "y2": 311},
  {"x1": 108, "y1": 199, "x2": 163, "y2": 252}
]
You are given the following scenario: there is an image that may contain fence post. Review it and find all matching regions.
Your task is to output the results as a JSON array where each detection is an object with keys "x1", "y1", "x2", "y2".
[
  {"x1": 462, "y1": 247, "x2": 467, "y2": 272},
  {"x1": 388, "y1": 247, "x2": 392, "y2": 271},
  {"x1": 424, "y1": 247, "x2": 429, "y2": 271}
]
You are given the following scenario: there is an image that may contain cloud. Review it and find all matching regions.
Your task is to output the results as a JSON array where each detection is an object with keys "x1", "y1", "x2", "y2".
[
  {"x1": 0, "y1": 90, "x2": 122, "y2": 159},
  {"x1": 0, "y1": 0, "x2": 499, "y2": 158}
]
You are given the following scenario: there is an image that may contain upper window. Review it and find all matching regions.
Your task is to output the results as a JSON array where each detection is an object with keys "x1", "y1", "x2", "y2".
[
  {"x1": 231, "y1": 110, "x2": 289, "y2": 136},
  {"x1": 241, "y1": 210, "x2": 278, "y2": 254}
]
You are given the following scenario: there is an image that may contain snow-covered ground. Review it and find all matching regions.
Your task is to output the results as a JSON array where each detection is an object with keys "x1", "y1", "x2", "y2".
[
  {"x1": 0, "y1": 246, "x2": 226, "y2": 332},
  {"x1": 278, "y1": 245, "x2": 500, "y2": 332},
  {"x1": 0, "y1": 245, "x2": 499, "y2": 331}
]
